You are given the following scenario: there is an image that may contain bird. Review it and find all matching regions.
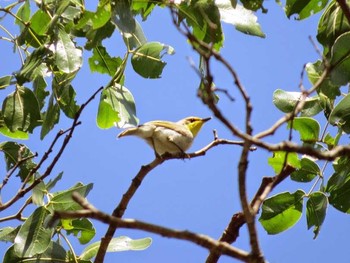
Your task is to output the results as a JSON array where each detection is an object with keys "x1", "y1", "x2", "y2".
[{"x1": 117, "y1": 116, "x2": 211, "y2": 157}]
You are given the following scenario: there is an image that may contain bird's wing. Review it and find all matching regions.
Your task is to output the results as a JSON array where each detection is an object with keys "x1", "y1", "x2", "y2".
[{"x1": 150, "y1": 121, "x2": 192, "y2": 137}]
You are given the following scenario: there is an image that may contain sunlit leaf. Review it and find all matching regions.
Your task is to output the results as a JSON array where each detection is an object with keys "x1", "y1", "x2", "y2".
[
  {"x1": 14, "y1": 207, "x2": 52, "y2": 257},
  {"x1": 88, "y1": 45, "x2": 122, "y2": 76},
  {"x1": 291, "y1": 157, "x2": 320, "y2": 182},
  {"x1": 273, "y1": 89, "x2": 322, "y2": 116},
  {"x1": 329, "y1": 93, "x2": 350, "y2": 133},
  {"x1": 80, "y1": 236, "x2": 152, "y2": 260},
  {"x1": 288, "y1": 117, "x2": 320, "y2": 143},
  {"x1": 259, "y1": 190, "x2": 305, "y2": 234},
  {"x1": 285, "y1": 0, "x2": 328, "y2": 20},
  {"x1": 268, "y1": 151, "x2": 300, "y2": 174},
  {"x1": 97, "y1": 84, "x2": 138, "y2": 129}
]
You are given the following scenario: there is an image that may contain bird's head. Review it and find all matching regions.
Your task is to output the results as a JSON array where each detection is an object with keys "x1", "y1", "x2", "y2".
[{"x1": 178, "y1": 116, "x2": 211, "y2": 137}]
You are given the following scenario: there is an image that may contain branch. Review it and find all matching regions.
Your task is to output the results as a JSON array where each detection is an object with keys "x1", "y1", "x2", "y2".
[
  {"x1": 206, "y1": 165, "x2": 296, "y2": 262},
  {"x1": 54, "y1": 193, "x2": 250, "y2": 262},
  {"x1": 0, "y1": 87, "x2": 103, "y2": 211},
  {"x1": 94, "y1": 136, "x2": 252, "y2": 262}
]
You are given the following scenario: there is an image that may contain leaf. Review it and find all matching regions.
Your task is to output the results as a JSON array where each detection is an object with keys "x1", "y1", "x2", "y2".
[
  {"x1": 14, "y1": 207, "x2": 52, "y2": 257},
  {"x1": 80, "y1": 236, "x2": 152, "y2": 260},
  {"x1": 2, "y1": 86, "x2": 41, "y2": 133},
  {"x1": 240, "y1": 0, "x2": 263, "y2": 11},
  {"x1": 97, "y1": 84, "x2": 138, "y2": 129},
  {"x1": 0, "y1": 75, "x2": 13, "y2": 89},
  {"x1": 291, "y1": 157, "x2": 320, "y2": 182},
  {"x1": 15, "y1": 0, "x2": 30, "y2": 32},
  {"x1": 33, "y1": 76, "x2": 49, "y2": 110},
  {"x1": 30, "y1": 9, "x2": 51, "y2": 35},
  {"x1": 47, "y1": 183, "x2": 93, "y2": 212},
  {"x1": 3, "y1": 242, "x2": 67, "y2": 263},
  {"x1": 0, "y1": 227, "x2": 20, "y2": 243},
  {"x1": 273, "y1": 89, "x2": 322, "y2": 117},
  {"x1": 288, "y1": 117, "x2": 320, "y2": 143},
  {"x1": 111, "y1": 0, "x2": 147, "y2": 49},
  {"x1": 62, "y1": 218, "x2": 95, "y2": 244},
  {"x1": 50, "y1": 27, "x2": 83, "y2": 74},
  {"x1": 0, "y1": 141, "x2": 36, "y2": 181},
  {"x1": 306, "y1": 192, "x2": 328, "y2": 239},
  {"x1": 16, "y1": 47, "x2": 49, "y2": 85},
  {"x1": 268, "y1": 151, "x2": 300, "y2": 174},
  {"x1": 41, "y1": 94, "x2": 60, "y2": 139},
  {"x1": 178, "y1": 0, "x2": 223, "y2": 50},
  {"x1": 285, "y1": 0, "x2": 328, "y2": 20},
  {"x1": 0, "y1": 126, "x2": 29, "y2": 140},
  {"x1": 259, "y1": 190, "x2": 305, "y2": 235},
  {"x1": 88, "y1": 45, "x2": 122, "y2": 76},
  {"x1": 327, "y1": 156, "x2": 350, "y2": 213},
  {"x1": 216, "y1": 1, "x2": 265, "y2": 37},
  {"x1": 53, "y1": 74, "x2": 80, "y2": 119},
  {"x1": 329, "y1": 32, "x2": 350, "y2": 86},
  {"x1": 306, "y1": 60, "x2": 340, "y2": 99},
  {"x1": 32, "y1": 181, "x2": 46, "y2": 206},
  {"x1": 131, "y1": 42, "x2": 175, "y2": 78},
  {"x1": 317, "y1": 1, "x2": 350, "y2": 55},
  {"x1": 329, "y1": 93, "x2": 350, "y2": 133}
]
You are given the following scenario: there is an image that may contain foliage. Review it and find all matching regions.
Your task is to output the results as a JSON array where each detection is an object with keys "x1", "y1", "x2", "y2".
[{"x1": 1, "y1": 0, "x2": 350, "y2": 262}]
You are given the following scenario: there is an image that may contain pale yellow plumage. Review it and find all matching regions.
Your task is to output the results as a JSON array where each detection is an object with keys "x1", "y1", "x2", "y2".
[{"x1": 117, "y1": 116, "x2": 211, "y2": 156}]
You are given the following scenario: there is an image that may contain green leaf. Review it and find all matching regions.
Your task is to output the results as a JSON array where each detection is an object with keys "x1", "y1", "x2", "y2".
[
  {"x1": 4, "y1": 242, "x2": 67, "y2": 263},
  {"x1": 63, "y1": 218, "x2": 95, "y2": 244},
  {"x1": 97, "y1": 84, "x2": 138, "y2": 129},
  {"x1": 30, "y1": 9, "x2": 51, "y2": 35},
  {"x1": 111, "y1": 0, "x2": 147, "y2": 49},
  {"x1": 329, "y1": 32, "x2": 350, "y2": 86},
  {"x1": 32, "y1": 181, "x2": 46, "y2": 206},
  {"x1": 216, "y1": 1, "x2": 265, "y2": 37},
  {"x1": 41, "y1": 94, "x2": 60, "y2": 139},
  {"x1": 47, "y1": 183, "x2": 93, "y2": 212},
  {"x1": 317, "y1": 1, "x2": 350, "y2": 55},
  {"x1": 15, "y1": 0, "x2": 30, "y2": 32},
  {"x1": 323, "y1": 129, "x2": 342, "y2": 149},
  {"x1": 306, "y1": 192, "x2": 328, "y2": 239},
  {"x1": 33, "y1": 76, "x2": 49, "y2": 110},
  {"x1": 268, "y1": 151, "x2": 300, "y2": 174},
  {"x1": 0, "y1": 227, "x2": 20, "y2": 243},
  {"x1": 327, "y1": 156, "x2": 350, "y2": 213},
  {"x1": 0, "y1": 141, "x2": 36, "y2": 181},
  {"x1": 51, "y1": 27, "x2": 82, "y2": 74},
  {"x1": 285, "y1": 0, "x2": 328, "y2": 20},
  {"x1": 92, "y1": 2, "x2": 111, "y2": 29},
  {"x1": 2, "y1": 86, "x2": 41, "y2": 133},
  {"x1": 16, "y1": 47, "x2": 48, "y2": 85},
  {"x1": 178, "y1": 0, "x2": 223, "y2": 50},
  {"x1": 273, "y1": 89, "x2": 322, "y2": 116},
  {"x1": 288, "y1": 117, "x2": 320, "y2": 143},
  {"x1": 306, "y1": 60, "x2": 340, "y2": 99},
  {"x1": 291, "y1": 157, "x2": 320, "y2": 182},
  {"x1": 259, "y1": 190, "x2": 305, "y2": 235},
  {"x1": 131, "y1": 42, "x2": 175, "y2": 79},
  {"x1": 0, "y1": 126, "x2": 29, "y2": 140},
  {"x1": 329, "y1": 93, "x2": 350, "y2": 133},
  {"x1": 88, "y1": 45, "x2": 122, "y2": 76},
  {"x1": 14, "y1": 207, "x2": 52, "y2": 257},
  {"x1": 46, "y1": 172, "x2": 63, "y2": 191},
  {"x1": 85, "y1": 20, "x2": 116, "y2": 50},
  {"x1": 53, "y1": 74, "x2": 80, "y2": 119},
  {"x1": 80, "y1": 236, "x2": 152, "y2": 260},
  {"x1": 0, "y1": 75, "x2": 13, "y2": 89},
  {"x1": 240, "y1": 0, "x2": 263, "y2": 11}
]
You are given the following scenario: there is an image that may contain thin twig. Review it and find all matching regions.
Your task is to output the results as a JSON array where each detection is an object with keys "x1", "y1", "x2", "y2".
[{"x1": 0, "y1": 86, "x2": 103, "y2": 211}]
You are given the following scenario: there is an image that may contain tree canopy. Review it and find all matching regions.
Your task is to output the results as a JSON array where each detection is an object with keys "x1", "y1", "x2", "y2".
[{"x1": 1, "y1": 0, "x2": 350, "y2": 262}]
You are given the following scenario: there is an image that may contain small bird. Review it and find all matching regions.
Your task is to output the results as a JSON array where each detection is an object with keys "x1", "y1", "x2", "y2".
[{"x1": 117, "y1": 116, "x2": 211, "y2": 157}]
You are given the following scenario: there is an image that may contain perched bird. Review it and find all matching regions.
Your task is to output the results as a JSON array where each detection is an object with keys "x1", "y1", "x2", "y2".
[{"x1": 117, "y1": 116, "x2": 211, "y2": 157}]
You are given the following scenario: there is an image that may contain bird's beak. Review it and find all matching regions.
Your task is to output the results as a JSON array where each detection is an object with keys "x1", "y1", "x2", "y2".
[{"x1": 202, "y1": 117, "x2": 212, "y2": 122}]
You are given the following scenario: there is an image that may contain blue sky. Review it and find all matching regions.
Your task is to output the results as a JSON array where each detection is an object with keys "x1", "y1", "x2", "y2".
[{"x1": 1, "y1": 1, "x2": 349, "y2": 262}]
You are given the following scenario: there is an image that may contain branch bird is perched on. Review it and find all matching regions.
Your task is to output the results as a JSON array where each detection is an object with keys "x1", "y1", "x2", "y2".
[{"x1": 117, "y1": 116, "x2": 211, "y2": 157}]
